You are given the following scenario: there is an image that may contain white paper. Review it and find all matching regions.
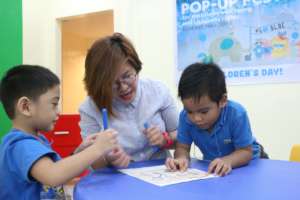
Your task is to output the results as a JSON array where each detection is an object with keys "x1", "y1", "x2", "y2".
[{"x1": 119, "y1": 165, "x2": 217, "y2": 186}]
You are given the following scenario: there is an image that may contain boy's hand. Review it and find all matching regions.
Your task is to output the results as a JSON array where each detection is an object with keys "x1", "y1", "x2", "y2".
[
  {"x1": 105, "y1": 146, "x2": 131, "y2": 168},
  {"x1": 76, "y1": 133, "x2": 99, "y2": 153},
  {"x1": 165, "y1": 157, "x2": 189, "y2": 172},
  {"x1": 144, "y1": 125, "x2": 165, "y2": 147},
  {"x1": 208, "y1": 158, "x2": 232, "y2": 176},
  {"x1": 94, "y1": 129, "x2": 118, "y2": 154}
]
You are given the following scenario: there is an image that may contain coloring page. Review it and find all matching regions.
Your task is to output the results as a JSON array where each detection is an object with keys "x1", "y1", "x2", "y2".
[{"x1": 119, "y1": 165, "x2": 217, "y2": 186}]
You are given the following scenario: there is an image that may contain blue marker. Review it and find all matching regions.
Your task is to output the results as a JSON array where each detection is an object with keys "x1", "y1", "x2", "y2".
[
  {"x1": 102, "y1": 108, "x2": 109, "y2": 130},
  {"x1": 143, "y1": 122, "x2": 149, "y2": 129},
  {"x1": 144, "y1": 122, "x2": 160, "y2": 154}
]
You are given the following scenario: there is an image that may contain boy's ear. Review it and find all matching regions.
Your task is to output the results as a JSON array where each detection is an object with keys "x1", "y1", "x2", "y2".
[
  {"x1": 16, "y1": 96, "x2": 33, "y2": 117},
  {"x1": 219, "y1": 94, "x2": 227, "y2": 108}
]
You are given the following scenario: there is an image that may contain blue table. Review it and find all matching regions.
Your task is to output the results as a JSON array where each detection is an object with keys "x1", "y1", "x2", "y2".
[{"x1": 74, "y1": 159, "x2": 300, "y2": 200}]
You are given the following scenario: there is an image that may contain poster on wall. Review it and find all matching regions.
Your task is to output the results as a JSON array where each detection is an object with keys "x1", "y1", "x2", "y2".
[{"x1": 176, "y1": 0, "x2": 300, "y2": 85}]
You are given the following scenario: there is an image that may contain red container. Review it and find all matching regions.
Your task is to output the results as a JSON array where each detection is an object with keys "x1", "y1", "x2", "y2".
[
  {"x1": 42, "y1": 114, "x2": 82, "y2": 157},
  {"x1": 42, "y1": 114, "x2": 90, "y2": 177}
]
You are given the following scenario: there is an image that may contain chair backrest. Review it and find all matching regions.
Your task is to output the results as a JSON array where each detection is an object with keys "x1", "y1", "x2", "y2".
[
  {"x1": 289, "y1": 144, "x2": 300, "y2": 162},
  {"x1": 41, "y1": 114, "x2": 82, "y2": 157}
]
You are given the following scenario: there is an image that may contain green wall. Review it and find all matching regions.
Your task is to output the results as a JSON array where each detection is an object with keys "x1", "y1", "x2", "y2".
[{"x1": 0, "y1": 0, "x2": 22, "y2": 139}]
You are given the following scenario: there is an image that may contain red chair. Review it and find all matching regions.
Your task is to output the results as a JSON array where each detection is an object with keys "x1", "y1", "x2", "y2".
[
  {"x1": 42, "y1": 114, "x2": 82, "y2": 157},
  {"x1": 41, "y1": 114, "x2": 89, "y2": 177}
]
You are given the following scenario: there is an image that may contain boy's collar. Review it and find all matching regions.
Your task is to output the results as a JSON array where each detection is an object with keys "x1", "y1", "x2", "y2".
[
  {"x1": 11, "y1": 128, "x2": 51, "y2": 144},
  {"x1": 217, "y1": 104, "x2": 227, "y2": 127}
]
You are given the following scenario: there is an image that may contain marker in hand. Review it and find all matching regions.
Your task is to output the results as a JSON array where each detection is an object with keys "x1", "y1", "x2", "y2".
[
  {"x1": 102, "y1": 108, "x2": 119, "y2": 156},
  {"x1": 102, "y1": 108, "x2": 108, "y2": 130},
  {"x1": 144, "y1": 122, "x2": 160, "y2": 154},
  {"x1": 143, "y1": 122, "x2": 149, "y2": 130}
]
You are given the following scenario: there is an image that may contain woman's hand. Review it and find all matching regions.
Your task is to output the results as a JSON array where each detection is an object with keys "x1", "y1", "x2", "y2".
[{"x1": 144, "y1": 125, "x2": 165, "y2": 147}]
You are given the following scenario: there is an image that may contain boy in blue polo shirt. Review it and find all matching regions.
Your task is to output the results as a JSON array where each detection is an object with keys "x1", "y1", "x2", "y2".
[
  {"x1": 166, "y1": 62, "x2": 265, "y2": 176},
  {"x1": 0, "y1": 65, "x2": 118, "y2": 199}
]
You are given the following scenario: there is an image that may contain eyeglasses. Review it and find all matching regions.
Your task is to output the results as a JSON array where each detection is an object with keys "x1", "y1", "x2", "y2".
[{"x1": 112, "y1": 72, "x2": 137, "y2": 90}]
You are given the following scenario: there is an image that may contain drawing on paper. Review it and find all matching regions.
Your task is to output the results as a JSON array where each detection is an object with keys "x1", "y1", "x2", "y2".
[{"x1": 119, "y1": 165, "x2": 217, "y2": 186}]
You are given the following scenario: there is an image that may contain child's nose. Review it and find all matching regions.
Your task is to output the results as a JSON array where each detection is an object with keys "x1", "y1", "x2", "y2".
[{"x1": 193, "y1": 113, "x2": 203, "y2": 122}]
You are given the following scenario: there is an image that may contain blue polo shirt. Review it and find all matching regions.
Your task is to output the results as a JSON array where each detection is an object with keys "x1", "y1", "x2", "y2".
[
  {"x1": 0, "y1": 129, "x2": 62, "y2": 200},
  {"x1": 177, "y1": 100, "x2": 260, "y2": 161}
]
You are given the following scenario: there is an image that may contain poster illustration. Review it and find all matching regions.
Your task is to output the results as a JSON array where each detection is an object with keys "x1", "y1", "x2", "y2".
[{"x1": 177, "y1": 0, "x2": 300, "y2": 84}]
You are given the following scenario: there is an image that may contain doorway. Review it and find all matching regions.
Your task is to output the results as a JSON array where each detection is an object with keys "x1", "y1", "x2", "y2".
[{"x1": 60, "y1": 10, "x2": 114, "y2": 113}]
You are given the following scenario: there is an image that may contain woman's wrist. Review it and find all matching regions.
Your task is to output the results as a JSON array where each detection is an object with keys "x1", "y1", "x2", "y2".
[{"x1": 162, "y1": 132, "x2": 174, "y2": 149}]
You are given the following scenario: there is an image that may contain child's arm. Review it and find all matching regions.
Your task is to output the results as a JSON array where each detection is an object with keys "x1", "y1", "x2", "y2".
[
  {"x1": 73, "y1": 133, "x2": 99, "y2": 154},
  {"x1": 208, "y1": 146, "x2": 252, "y2": 176},
  {"x1": 30, "y1": 129, "x2": 118, "y2": 187},
  {"x1": 208, "y1": 108, "x2": 255, "y2": 176},
  {"x1": 165, "y1": 142, "x2": 190, "y2": 171}
]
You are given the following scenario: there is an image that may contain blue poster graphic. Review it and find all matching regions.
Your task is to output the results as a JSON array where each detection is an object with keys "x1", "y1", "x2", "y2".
[{"x1": 177, "y1": 0, "x2": 300, "y2": 85}]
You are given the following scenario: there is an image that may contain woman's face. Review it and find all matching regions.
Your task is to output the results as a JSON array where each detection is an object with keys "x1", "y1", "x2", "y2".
[{"x1": 113, "y1": 63, "x2": 138, "y2": 104}]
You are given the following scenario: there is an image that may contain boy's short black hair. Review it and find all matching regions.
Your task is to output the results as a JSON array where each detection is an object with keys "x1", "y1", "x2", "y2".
[
  {"x1": 178, "y1": 62, "x2": 227, "y2": 103},
  {"x1": 0, "y1": 65, "x2": 60, "y2": 119}
]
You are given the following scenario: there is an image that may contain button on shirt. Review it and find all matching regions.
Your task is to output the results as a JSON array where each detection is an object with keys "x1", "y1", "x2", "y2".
[
  {"x1": 79, "y1": 78, "x2": 178, "y2": 161},
  {"x1": 177, "y1": 100, "x2": 260, "y2": 161}
]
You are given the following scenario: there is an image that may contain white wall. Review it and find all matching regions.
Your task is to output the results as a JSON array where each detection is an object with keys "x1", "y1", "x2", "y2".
[{"x1": 23, "y1": 0, "x2": 300, "y2": 160}]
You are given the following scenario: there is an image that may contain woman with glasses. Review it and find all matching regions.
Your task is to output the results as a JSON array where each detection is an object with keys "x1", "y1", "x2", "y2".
[{"x1": 78, "y1": 33, "x2": 178, "y2": 169}]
